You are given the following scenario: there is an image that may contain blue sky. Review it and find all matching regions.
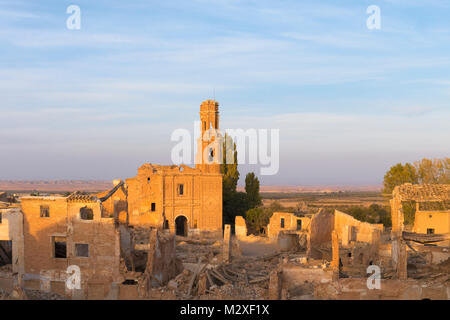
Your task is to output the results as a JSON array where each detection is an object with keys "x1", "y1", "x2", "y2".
[{"x1": 0, "y1": 0, "x2": 449, "y2": 186}]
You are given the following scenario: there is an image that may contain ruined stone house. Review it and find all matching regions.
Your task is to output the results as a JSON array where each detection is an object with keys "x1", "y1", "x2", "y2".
[
  {"x1": 19, "y1": 194, "x2": 121, "y2": 298},
  {"x1": 267, "y1": 212, "x2": 311, "y2": 239},
  {"x1": 390, "y1": 183, "x2": 450, "y2": 280}
]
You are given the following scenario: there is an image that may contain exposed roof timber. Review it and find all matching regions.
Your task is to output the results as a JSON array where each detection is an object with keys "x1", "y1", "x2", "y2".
[{"x1": 393, "y1": 184, "x2": 450, "y2": 202}]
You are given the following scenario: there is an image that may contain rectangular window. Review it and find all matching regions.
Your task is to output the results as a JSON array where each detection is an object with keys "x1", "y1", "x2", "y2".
[
  {"x1": 178, "y1": 184, "x2": 184, "y2": 196},
  {"x1": 296, "y1": 219, "x2": 302, "y2": 230},
  {"x1": 280, "y1": 218, "x2": 285, "y2": 228},
  {"x1": 53, "y1": 237, "x2": 67, "y2": 258},
  {"x1": 75, "y1": 244, "x2": 89, "y2": 257},
  {"x1": 151, "y1": 203, "x2": 156, "y2": 212},
  {"x1": 40, "y1": 205, "x2": 50, "y2": 218},
  {"x1": 350, "y1": 226, "x2": 357, "y2": 241},
  {"x1": 427, "y1": 228, "x2": 435, "y2": 235},
  {"x1": 0, "y1": 212, "x2": 2, "y2": 224}
]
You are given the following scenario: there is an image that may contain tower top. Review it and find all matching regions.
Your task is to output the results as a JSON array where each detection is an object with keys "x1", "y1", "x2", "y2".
[{"x1": 200, "y1": 99, "x2": 219, "y2": 112}]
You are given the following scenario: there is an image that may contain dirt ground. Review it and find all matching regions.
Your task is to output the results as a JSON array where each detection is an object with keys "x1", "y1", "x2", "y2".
[{"x1": 239, "y1": 236, "x2": 278, "y2": 257}]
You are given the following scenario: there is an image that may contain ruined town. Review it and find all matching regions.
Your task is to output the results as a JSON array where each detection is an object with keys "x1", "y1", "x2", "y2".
[{"x1": 0, "y1": 100, "x2": 449, "y2": 301}]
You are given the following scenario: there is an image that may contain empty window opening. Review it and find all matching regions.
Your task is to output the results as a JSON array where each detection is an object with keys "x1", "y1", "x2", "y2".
[
  {"x1": 75, "y1": 244, "x2": 89, "y2": 257},
  {"x1": 208, "y1": 148, "x2": 214, "y2": 162},
  {"x1": 203, "y1": 121, "x2": 206, "y2": 131},
  {"x1": 53, "y1": 237, "x2": 67, "y2": 259},
  {"x1": 0, "y1": 212, "x2": 2, "y2": 224},
  {"x1": 147, "y1": 177, "x2": 150, "y2": 183},
  {"x1": 122, "y1": 279, "x2": 138, "y2": 285},
  {"x1": 0, "y1": 240, "x2": 12, "y2": 266},
  {"x1": 194, "y1": 219, "x2": 198, "y2": 229},
  {"x1": 151, "y1": 203, "x2": 156, "y2": 212},
  {"x1": 280, "y1": 218, "x2": 285, "y2": 228},
  {"x1": 427, "y1": 228, "x2": 435, "y2": 235},
  {"x1": 163, "y1": 219, "x2": 169, "y2": 229},
  {"x1": 350, "y1": 226, "x2": 357, "y2": 242},
  {"x1": 40, "y1": 205, "x2": 50, "y2": 218},
  {"x1": 348, "y1": 252, "x2": 352, "y2": 258},
  {"x1": 80, "y1": 206, "x2": 94, "y2": 220},
  {"x1": 178, "y1": 184, "x2": 184, "y2": 196},
  {"x1": 296, "y1": 219, "x2": 302, "y2": 230}
]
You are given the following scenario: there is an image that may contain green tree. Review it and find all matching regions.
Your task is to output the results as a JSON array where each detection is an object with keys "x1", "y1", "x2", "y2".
[
  {"x1": 383, "y1": 163, "x2": 418, "y2": 194},
  {"x1": 415, "y1": 158, "x2": 450, "y2": 184},
  {"x1": 382, "y1": 157, "x2": 449, "y2": 226},
  {"x1": 221, "y1": 133, "x2": 243, "y2": 225},
  {"x1": 245, "y1": 207, "x2": 271, "y2": 235},
  {"x1": 245, "y1": 172, "x2": 262, "y2": 209}
]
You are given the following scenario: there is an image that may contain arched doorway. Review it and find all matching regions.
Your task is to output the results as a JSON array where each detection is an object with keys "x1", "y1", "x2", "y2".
[{"x1": 175, "y1": 216, "x2": 188, "y2": 236}]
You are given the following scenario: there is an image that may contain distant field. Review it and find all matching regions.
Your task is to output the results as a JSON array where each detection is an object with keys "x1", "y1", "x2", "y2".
[
  {"x1": 262, "y1": 191, "x2": 387, "y2": 209},
  {"x1": 0, "y1": 180, "x2": 112, "y2": 193}
]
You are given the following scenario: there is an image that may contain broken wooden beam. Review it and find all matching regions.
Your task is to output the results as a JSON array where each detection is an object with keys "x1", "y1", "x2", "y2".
[{"x1": 402, "y1": 231, "x2": 450, "y2": 244}]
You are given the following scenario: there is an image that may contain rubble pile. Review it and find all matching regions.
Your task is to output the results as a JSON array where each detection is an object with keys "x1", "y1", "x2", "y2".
[
  {"x1": 170, "y1": 239, "x2": 284, "y2": 299},
  {"x1": 176, "y1": 239, "x2": 223, "y2": 264}
]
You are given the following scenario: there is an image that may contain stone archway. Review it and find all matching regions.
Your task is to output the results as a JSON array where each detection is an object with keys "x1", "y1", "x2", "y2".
[{"x1": 175, "y1": 216, "x2": 188, "y2": 236}]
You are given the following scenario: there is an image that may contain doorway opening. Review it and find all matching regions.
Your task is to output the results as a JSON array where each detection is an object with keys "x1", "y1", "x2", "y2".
[
  {"x1": 0, "y1": 240, "x2": 13, "y2": 266},
  {"x1": 175, "y1": 216, "x2": 188, "y2": 236}
]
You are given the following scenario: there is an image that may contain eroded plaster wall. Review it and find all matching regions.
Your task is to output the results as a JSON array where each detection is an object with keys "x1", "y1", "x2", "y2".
[
  {"x1": 21, "y1": 197, "x2": 121, "y2": 298},
  {"x1": 413, "y1": 210, "x2": 450, "y2": 234},
  {"x1": 126, "y1": 164, "x2": 222, "y2": 234},
  {"x1": 334, "y1": 210, "x2": 383, "y2": 244},
  {"x1": 267, "y1": 212, "x2": 311, "y2": 239},
  {"x1": 0, "y1": 207, "x2": 24, "y2": 275}
]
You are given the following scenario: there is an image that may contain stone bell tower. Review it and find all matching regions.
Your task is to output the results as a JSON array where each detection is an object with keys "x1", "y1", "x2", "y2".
[{"x1": 195, "y1": 99, "x2": 223, "y2": 174}]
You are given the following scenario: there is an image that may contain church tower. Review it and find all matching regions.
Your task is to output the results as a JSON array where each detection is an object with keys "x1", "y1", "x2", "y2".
[{"x1": 195, "y1": 99, "x2": 222, "y2": 174}]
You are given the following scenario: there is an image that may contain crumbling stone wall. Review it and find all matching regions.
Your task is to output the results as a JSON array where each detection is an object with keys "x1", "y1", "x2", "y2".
[
  {"x1": 235, "y1": 216, "x2": 247, "y2": 239},
  {"x1": 308, "y1": 209, "x2": 334, "y2": 259},
  {"x1": 96, "y1": 180, "x2": 128, "y2": 219},
  {"x1": 146, "y1": 229, "x2": 181, "y2": 287},
  {"x1": 334, "y1": 210, "x2": 383, "y2": 244},
  {"x1": 0, "y1": 207, "x2": 24, "y2": 276},
  {"x1": 314, "y1": 278, "x2": 450, "y2": 300},
  {"x1": 267, "y1": 212, "x2": 311, "y2": 239}
]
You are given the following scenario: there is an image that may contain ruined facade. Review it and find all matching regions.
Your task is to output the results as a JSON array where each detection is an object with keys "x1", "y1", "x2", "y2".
[
  {"x1": 20, "y1": 194, "x2": 121, "y2": 298},
  {"x1": 390, "y1": 183, "x2": 450, "y2": 279},
  {"x1": 334, "y1": 210, "x2": 383, "y2": 245},
  {"x1": 267, "y1": 212, "x2": 311, "y2": 239},
  {"x1": 124, "y1": 163, "x2": 222, "y2": 236}
]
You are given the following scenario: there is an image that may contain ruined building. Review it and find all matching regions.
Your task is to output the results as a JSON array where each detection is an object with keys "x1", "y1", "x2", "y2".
[
  {"x1": 98, "y1": 99, "x2": 223, "y2": 237},
  {"x1": 7, "y1": 100, "x2": 223, "y2": 299}
]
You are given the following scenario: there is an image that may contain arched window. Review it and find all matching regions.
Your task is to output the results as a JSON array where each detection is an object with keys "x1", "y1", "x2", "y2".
[{"x1": 80, "y1": 206, "x2": 94, "y2": 220}]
